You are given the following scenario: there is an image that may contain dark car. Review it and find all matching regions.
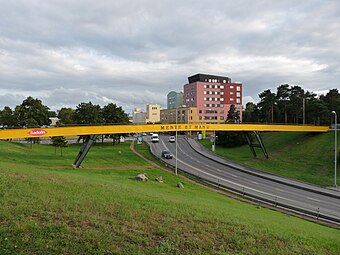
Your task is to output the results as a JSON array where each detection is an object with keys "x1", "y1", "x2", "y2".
[{"x1": 161, "y1": 150, "x2": 173, "y2": 159}]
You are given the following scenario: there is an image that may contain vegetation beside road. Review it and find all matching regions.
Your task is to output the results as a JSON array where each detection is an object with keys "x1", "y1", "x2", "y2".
[
  {"x1": 0, "y1": 140, "x2": 339, "y2": 254},
  {"x1": 200, "y1": 131, "x2": 339, "y2": 187}
]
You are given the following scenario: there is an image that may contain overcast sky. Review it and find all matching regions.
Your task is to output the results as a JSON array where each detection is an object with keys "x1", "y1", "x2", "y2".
[{"x1": 0, "y1": 0, "x2": 339, "y2": 114}]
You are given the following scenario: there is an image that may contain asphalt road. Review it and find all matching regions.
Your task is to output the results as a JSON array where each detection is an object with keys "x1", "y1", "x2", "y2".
[{"x1": 146, "y1": 134, "x2": 340, "y2": 225}]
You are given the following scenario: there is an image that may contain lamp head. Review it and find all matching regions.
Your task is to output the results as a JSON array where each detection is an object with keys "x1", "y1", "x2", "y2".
[{"x1": 332, "y1": 111, "x2": 336, "y2": 114}]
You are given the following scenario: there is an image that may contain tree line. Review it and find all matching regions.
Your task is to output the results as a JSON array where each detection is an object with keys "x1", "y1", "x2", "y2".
[
  {"x1": 0, "y1": 96, "x2": 129, "y2": 128},
  {"x1": 242, "y1": 86, "x2": 339, "y2": 125},
  {"x1": 216, "y1": 86, "x2": 339, "y2": 148}
]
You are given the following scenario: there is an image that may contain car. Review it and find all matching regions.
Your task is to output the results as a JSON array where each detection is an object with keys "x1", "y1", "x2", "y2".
[
  {"x1": 151, "y1": 133, "x2": 159, "y2": 143},
  {"x1": 151, "y1": 136, "x2": 159, "y2": 143},
  {"x1": 161, "y1": 150, "x2": 173, "y2": 159},
  {"x1": 168, "y1": 136, "x2": 176, "y2": 143}
]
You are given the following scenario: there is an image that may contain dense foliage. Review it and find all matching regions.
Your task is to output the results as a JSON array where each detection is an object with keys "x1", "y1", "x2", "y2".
[
  {"x1": 243, "y1": 86, "x2": 339, "y2": 125},
  {"x1": 217, "y1": 103, "x2": 247, "y2": 147},
  {"x1": 0, "y1": 98, "x2": 129, "y2": 128}
]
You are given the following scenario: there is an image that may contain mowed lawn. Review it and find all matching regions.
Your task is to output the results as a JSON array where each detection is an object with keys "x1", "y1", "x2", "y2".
[
  {"x1": 201, "y1": 131, "x2": 340, "y2": 187},
  {"x1": 0, "y1": 140, "x2": 339, "y2": 254}
]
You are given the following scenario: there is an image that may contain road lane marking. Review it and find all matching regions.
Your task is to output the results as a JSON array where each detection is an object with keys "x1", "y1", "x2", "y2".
[
  {"x1": 306, "y1": 197, "x2": 321, "y2": 202},
  {"x1": 156, "y1": 137, "x2": 340, "y2": 210}
]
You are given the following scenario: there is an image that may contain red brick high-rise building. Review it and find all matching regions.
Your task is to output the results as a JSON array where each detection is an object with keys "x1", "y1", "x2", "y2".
[{"x1": 184, "y1": 73, "x2": 242, "y2": 123}]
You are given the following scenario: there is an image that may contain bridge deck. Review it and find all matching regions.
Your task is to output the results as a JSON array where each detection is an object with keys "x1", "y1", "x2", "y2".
[{"x1": 0, "y1": 124, "x2": 329, "y2": 139}]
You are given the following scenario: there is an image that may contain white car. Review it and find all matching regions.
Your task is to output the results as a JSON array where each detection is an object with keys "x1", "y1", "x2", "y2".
[
  {"x1": 151, "y1": 133, "x2": 159, "y2": 143},
  {"x1": 168, "y1": 136, "x2": 176, "y2": 143}
]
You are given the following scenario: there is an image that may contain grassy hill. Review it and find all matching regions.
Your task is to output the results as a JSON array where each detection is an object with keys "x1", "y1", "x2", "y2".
[
  {"x1": 0, "y1": 140, "x2": 339, "y2": 254},
  {"x1": 200, "y1": 132, "x2": 339, "y2": 187}
]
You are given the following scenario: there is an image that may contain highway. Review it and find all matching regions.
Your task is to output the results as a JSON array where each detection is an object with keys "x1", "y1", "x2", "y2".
[{"x1": 146, "y1": 134, "x2": 340, "y2": 225}]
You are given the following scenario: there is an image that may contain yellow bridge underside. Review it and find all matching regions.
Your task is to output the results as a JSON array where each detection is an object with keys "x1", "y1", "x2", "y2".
[{"x1": 0, "y1": 124, "x2": 329, "y2": 139}]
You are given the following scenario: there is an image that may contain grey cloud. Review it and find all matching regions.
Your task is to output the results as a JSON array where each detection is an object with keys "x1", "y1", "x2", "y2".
[{"x1": 0, "y1": 0, "x2": 339, "y2": 113}]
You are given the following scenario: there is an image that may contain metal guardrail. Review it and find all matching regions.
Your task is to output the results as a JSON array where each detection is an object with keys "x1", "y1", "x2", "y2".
[{"x1": 146, "y1": 141, "x2": 340, "y2": 226}]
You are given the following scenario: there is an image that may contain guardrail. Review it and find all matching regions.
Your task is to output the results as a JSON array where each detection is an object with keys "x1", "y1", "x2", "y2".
[{"x1": 146, "y1": 140, "x2": 340, "y2": 226}]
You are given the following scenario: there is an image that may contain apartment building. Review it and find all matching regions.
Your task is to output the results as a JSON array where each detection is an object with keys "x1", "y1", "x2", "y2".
[
  {"x1": 184, "y1": 74, "x2": 242, "y2": 123},
  {"x1": 160, "y1": 107, "x2": 198, "y2": 124}
]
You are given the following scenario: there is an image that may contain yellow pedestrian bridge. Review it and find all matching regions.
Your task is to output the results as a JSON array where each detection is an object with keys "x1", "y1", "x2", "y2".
[
  {"x1": 0, "y1": 123, "x2": 329, "y2": 140},
  {"x1": 0, "y1": 123, "x2": 329, "y2": 168}
]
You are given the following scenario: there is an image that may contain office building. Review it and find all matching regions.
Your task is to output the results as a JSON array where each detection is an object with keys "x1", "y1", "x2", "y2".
[
  {"x1": 160, "y1": 107, "x2": 198, "y2": 124},
  {"x1": 167, "y1": 91, "x2": 184, "y2": 109},
  {"x1": 146, "y1": 104, "x2": 161, "y2": 123},
  {"x1": 184, "y1": 73, "x2": 242, "y2": 123}
]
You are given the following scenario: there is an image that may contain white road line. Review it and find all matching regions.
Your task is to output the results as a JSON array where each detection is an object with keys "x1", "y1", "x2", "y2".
[
  {"x1": 306, "y1": 197, "x2": 321, "y2": 202},
  {"x1": 251, "y1": 181, "x2": 259, "y2": 185},
  {"x1": 174, "y1": 155, "x2": 299, "y2": 203}
]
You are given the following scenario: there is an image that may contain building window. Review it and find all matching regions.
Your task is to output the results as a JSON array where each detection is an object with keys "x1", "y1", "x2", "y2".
[
  {"x1": 223, "y1": 80, "x2": 226, "y2": 83},
  {"x1": 236, "y1": 86, "x2": 241, "y2": 91},
  {"x1": 199, "y1": 116, "x2": 202, "y2": 120},
  {"x1": 236, "y1": 98, "x2": 241, "y2": 103},
  {"x1": 230, "y1": 92, "x2": 234, "y2": 95},
  {"x1": 220, "y1": 116, "x2": 224, "y2": 120},
  {"x1": 199, "y1": 110, "x2": 202, "y2": 113},
  {"x1": 230, "y1": 98, "x2": 234, "y2": 101},
  {"x1": 230, "y1": 85, "x2": 234, "y2": 89},
  {"x1": 236, "y1": 92, "x2": 241, "y2": 97}
]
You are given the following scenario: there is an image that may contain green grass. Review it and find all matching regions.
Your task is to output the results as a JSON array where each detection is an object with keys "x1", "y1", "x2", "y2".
[
  {"x1": 0, "y1": 140, "x2": 339, "y2": 254},
  {"x1": 200, "y1": 132, "x2": 340, "y2": 187}
]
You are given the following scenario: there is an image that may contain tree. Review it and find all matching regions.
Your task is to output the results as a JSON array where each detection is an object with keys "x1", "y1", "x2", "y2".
[
  {"x1": 57, "y1": 107, "x2": 75, "y2": 125},
  {"x1": 73, "y1": 102, "x2": 102, "y2": 125},
  {"x1": 217, "y1": 104, "x2": 246, "y2": 147},
  {"x1": 306, "y1": 97, "x2": 328, "y2": 125},
  {"x1": 276, "y1": 84, "x2": 290, "y2": 124},
  {"x1": 102, "y1": 103, "x2": 129, "y2": 124},
  {"x1": 102, "y1": 103, "x2": 129, "y2": 144},
  {"x1": 258, "y1": 89, "x2": 277, "y2": 123},
  {"x1": 242, "y1": 102, "x2": 259, "y2": 123},
  {"x1": 320, "y1": 89, "x2": 340, "y2": 124},
  {"x1": 50, "y1": 136, "x2": 68, "y2": 156},
  {"x1": 226, "y1": 104, "x2": 240, "y2": 123},
  {"x1": 0, "y1": 106, "x2": 17, "y2": 127},
  {"x1": 288, "y1": 85, "x2": 305, "y2": 124},
  {"x1": 48, "y1": 111, "x2": 57, "y2": 118},
  {"x1": 14, "y1": 96, "x2": 50, "y2": 127}
]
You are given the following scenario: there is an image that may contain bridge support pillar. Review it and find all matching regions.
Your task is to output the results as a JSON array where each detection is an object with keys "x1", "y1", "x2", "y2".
[
  {"x1": 73, "y1": 135, "x2": 98, "y2": 168},
  {"x1": 244, "y1": 131, "x2": 269, "y2": 159}
]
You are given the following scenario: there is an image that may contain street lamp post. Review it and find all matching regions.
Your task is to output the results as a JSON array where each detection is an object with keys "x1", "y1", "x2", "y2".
[
  {"x1": 332, "y1": 111, "x2": 337, "y2": 187},
  {"x1": 175, "y1": 108, "x2": 178, "y2": 176}
]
